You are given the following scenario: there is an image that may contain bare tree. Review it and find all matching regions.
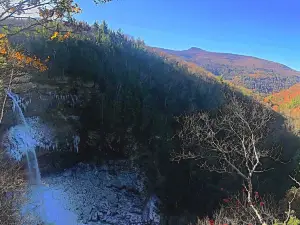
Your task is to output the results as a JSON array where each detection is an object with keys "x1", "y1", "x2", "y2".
[
  {"x1": 278, "y1": 176, "x2": 300, "y2": 224},
  {"x1": 0, "y1": 0, "x2": 113, "y2": 37},
  {"x1": 0, "y1": 0, "x2": 76, "y2": 36},
  {"x1": 172, "y1": 93, "x2": 279, "y2": 224}
]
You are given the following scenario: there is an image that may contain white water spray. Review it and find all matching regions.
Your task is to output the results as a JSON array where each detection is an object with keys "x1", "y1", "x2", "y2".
[{"x1": 5, "y1": 90, "x2": 41, "y2": 184}]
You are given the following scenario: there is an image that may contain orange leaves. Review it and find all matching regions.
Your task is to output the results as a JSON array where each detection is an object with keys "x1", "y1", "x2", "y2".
[
  {"x1": 265, "y1": 84, "x2": 300, "y2": 128},
  {"x1": 71, "y1": 6, "x2": 82, "y2": 13},
  {"x1": 59, "y1": 31, "x2": 71, "y2": 41},
  {"x1": 0, "y1": 33, "x2": 48, "y2": 72},
  {"x1": 272, "y1": 105, "x2": 279, "y2": 112},
  {"x1": 290, "y1": 107, "x2": 300, "y2": 117},
  {"x1": 14, "y1": 52, "x2": 24, "y2": 61},
  {"x1": 263, "y1": 98, "x2": 270, "y2": 104},
  {"x1": 70, "y1": 2, "x2": 82, "y2": 13},
  {"x1": 265, "y1": 84, "x2": 300, "y2": 108},
  {"x1": 50, "y1": 31, "x2": 71, "y2": 41},
  {"x1": 63, "y1": 31, "x2": 71, "y2": 39},
  {"x1": 9, "y1": 52, "x2": 48, "y2": 72},
  {"x1": 51, "y1": 31, "x2": 59, "y2": 40},
  {"x1": 0, "y1": 33, "x2": 8, "y2": 56},
  {"x1": 0, "y1": 47, "x2": 7, "y2": 55}
]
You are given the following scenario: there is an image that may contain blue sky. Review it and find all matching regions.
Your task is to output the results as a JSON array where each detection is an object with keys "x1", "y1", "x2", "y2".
[{"x1": 76, "y1": 0, "x2": 300, "y2": 70}]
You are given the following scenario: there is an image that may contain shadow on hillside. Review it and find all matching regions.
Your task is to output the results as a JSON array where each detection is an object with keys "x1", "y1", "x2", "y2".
[
  {"x1": 158, "y1": 95, "x2": 300, "y2": 225},
  {"x1": 2, "y1": 27, "x2": 300, "y2": 224}
]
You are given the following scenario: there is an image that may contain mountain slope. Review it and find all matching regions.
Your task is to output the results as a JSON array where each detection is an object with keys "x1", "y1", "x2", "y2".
[
  {"x1": 264, "y1": 83, "x2": 300, "y2": 132},
  {"x1": 156, "y1": 47, "x2": 300, "y2": 93}
]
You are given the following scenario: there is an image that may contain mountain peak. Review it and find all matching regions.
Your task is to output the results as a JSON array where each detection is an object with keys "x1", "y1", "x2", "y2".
[
  {"x1": 157, "y1": 46, "x2": 300, "y2": 93},
  {"x1": 187, "y1": 47, "x2": 204, "y2": 51}
]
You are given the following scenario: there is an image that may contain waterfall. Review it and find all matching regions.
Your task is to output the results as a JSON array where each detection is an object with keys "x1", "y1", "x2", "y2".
[{"x1": 5, "y1": 90, "x2": 41, "y2": 185}]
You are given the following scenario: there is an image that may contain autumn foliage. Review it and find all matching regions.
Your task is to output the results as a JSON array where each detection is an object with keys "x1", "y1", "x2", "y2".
[
  {"x1": 264, "y1": 84, "x2": 300, "y2": 130},
  {"x1": 0, "y1": 34, "x2": 8, "y2": 55},
  {"x1": 264, "y1": 84, "x2": 300, "y2": 108},
  {"x1": 0, "y1": 34, "x2": 48, "y2": 72},
  {"x1": 156, "y1": 47, "x2": 300, "y2": 94},
  {"x1": 50, "y1": 31, "x2": 71, "y2": 41},
  {"x1": 2, "y1": 16, "x2": 300, "y2": 225}
]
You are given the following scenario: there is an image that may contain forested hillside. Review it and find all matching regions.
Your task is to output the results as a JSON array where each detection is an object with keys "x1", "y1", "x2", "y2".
[
  {"x1": 264, "y1": 83, "x2": 300, "y2": 133},
  {"x1": 156, "y1": 47, "x2": 300, "y2": 94},
  {"x1": 3, "y1": 20, "x2": 228, "y2": 217},
  {"x1": 2, "y1": 16, "x2": 300, "y2": 224}
]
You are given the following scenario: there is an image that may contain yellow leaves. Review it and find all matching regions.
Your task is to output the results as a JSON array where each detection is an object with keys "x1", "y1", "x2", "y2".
[
  {"x1": 70, "y1": 2, "x2": 82, "y2": 14},
  {"x1": 51, "y1": 31, "x2": 71, "y2": 41},
  {"x1": 0, "y1": 33, "x2": 8, "y2": 56},
  {"x1": 71, "y1": 6, "x2": 82, "y2": 13},
  {"x1": 8, "y1": 52, "x2": 48, "y2": 72},
  {"x1": 50, "y1": 31, "x2": 59, "y2": 40},
  {"x1": 0, "y1": 33, "x2": 48, "y2": 72}
]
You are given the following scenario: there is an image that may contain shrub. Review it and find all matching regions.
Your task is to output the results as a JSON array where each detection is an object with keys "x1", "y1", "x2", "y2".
[
  {"x1": 196, "y1": 190, "x2": 278, "y2": 225},
  {"x1": 274, "y1": 216, "x2": 300, "y2": 225},
  {"x1": 0, "y1": 149, "x2": 25, "y2": 224}
]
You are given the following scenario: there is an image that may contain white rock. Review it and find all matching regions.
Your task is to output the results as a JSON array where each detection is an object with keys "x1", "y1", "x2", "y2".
[{"x1": 24, "y1": 161, "x2": 161, "y2": 225}]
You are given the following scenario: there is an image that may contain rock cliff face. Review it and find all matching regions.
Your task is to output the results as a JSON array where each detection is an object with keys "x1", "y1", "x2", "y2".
[
  {"x1": 1, "y1": 73, "x2": 78, "y2": 139},
  {"x1": 1, "y1": 72, "x2": 161, "y2": 224},
  {"x1": 0, "y1": 72, "x2": 87, "y2": 170}
]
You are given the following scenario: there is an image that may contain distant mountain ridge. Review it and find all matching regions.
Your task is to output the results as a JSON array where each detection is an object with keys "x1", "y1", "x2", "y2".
[{"x1": 155, "y1": 47, "x2": 300, "y2": 93}]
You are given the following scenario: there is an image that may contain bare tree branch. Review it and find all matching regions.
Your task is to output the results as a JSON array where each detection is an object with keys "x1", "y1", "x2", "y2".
[
  {"x1": 173, "y1": 93, "x2": 279, "y2": 224},
  {"x1": 0, "y1": 67, "x2": 14, "y2": 124}
]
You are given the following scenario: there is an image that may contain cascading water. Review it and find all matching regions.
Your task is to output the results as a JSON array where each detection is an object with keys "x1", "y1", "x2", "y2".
[
  {"x1": 3, "y1": 90, "x2": 161, "y2": 224},
  {"x1": 2, "y1": 90, "x2": 87, "y2": 224},
  {"x1": 5, "y1": 89, "x2": 41, "y2": 185}
]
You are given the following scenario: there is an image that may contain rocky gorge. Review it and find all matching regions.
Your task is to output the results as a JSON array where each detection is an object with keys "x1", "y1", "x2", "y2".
[{"x1": 0, "y1": 72, "x2": 161, "y2": 225}]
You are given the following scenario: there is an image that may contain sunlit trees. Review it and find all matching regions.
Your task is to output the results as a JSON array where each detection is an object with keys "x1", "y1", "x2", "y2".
[
  {"x1": 0, "y1": 0, "x2": 113, "y2": 36},
  {"x1": 0, "y1": 0, "x2": 81, "y2": 125},
  {"x1": 0, "y1": 32, "x2": 50, "y2": 123}
]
